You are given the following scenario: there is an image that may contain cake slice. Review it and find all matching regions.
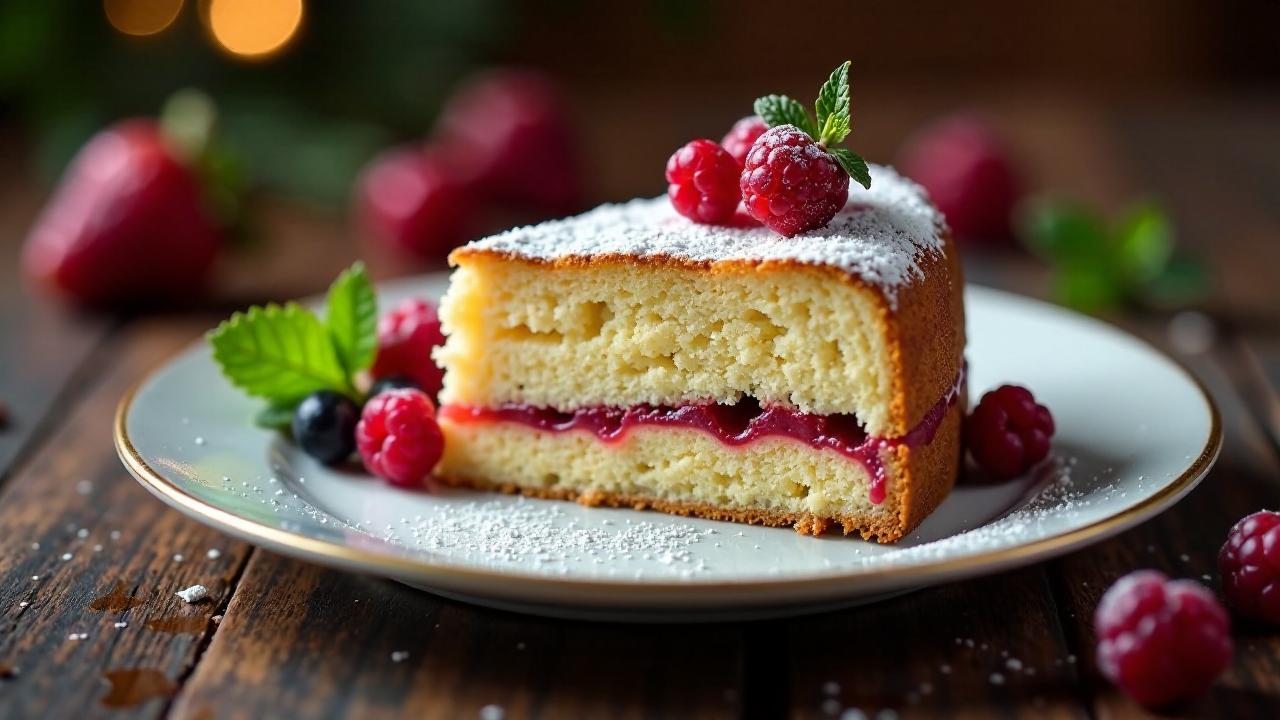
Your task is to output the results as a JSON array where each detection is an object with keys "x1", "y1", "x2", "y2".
[{"x1": 434, "y1": 165, "x2": 965, "y2": 542}]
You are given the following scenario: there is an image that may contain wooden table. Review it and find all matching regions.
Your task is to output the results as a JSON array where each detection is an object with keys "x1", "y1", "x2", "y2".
[{"x1": 2, "y1": 99, "x2": 1279, "y2": 719}]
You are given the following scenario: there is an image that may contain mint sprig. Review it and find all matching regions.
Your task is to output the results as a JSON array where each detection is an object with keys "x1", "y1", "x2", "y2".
[
  {"x1": 208, "y1": 262, "x2": 380, "y2": 426},
  {"x1": 753, "y1": 60, "x2": 871, "y2": 189}
]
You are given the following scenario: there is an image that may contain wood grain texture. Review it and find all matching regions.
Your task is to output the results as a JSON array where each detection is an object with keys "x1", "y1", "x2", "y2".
[
  {"x1": 0, "y1": 320, "x2": 251, "y2": 719},
  {"x1": 0, "y1": 148, "x2": 114, "y2": 488},
  {"x1": 784, "y1": 568, "x2": 1088, "y2": 719},
  {"x1": 171, "y1": 551, "x2": 744, "y2": 720}
]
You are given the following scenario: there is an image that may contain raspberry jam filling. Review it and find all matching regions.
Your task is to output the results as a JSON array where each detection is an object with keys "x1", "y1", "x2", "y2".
[{"x1": 440, "y1": 374, "x2": 962, "y2": 505}]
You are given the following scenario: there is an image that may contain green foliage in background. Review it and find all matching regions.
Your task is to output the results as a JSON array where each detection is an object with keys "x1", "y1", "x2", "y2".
[
  {"x1": 1019, "y1": 199, "x2": 1209, "y2": 314},
  {"x1": 0, "y1": 0, "x2": 509, "y2": 206}
]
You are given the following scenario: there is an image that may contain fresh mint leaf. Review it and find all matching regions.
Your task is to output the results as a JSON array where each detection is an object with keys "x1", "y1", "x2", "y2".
[
  {"x1": 326, "y1": 262, "x2": 378, "y2": 377},
  {"x1": 208, "y1": 302, "x2": 353, "y2": 404},
  {"x1": 1055, "y1": 262, "x2": 1125, "y2": 315},
  {"x1": 1115, "y1": 203, "x2": 1174, "y2": 284},
  {"x1": 1142, "y1": 255, "x2": 1209, "y2": 307},
  {"x1": 816, "y1": 61, "x2": 851, "y2": 146},
  {"x1": 1019, "y1": 200, "x2": 1110, "y2": 263},
  {"x1": 753, "y1": 95, "x2": 816, "y2": 137},
  {"x1": 254, "y1": 402, "x2": 297, "y2": 431},
  {"x1": 830, "y1": 148, "x2": 871, "y2": 189}
]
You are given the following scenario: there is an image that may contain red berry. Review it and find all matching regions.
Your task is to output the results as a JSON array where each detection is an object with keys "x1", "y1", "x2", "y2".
[
  {"x1": 965, "y1": 384, "x2": 1054, "y2": 479},
  {"x1": 435, "y1": 69, "x2": 581, "y2": 215},
  {"x1": 1219, "y1": 510, "x2": 1280, "y2": 625},
  {"x1": 356, "y1": 388, "x2": 444, "y2": 488},
  {"x1": 665, "y1": 139, "x2": 741, "y2": 224},
  {"x1": 1094, "y1": 570, "x2": 1233, "y2": 708},
  {"x1": 371, "y1": 298, "x2": 446, "y2": 399},
  {"x1": 22, "y1": 120, "x2": 220, "y2": 307},
  {"x1": 897, "y1": 114, "x2": 1023, "y2": 246},
  {"x1": 720, "y1": 115, "x2": 768, "y2": 168},
  {"x1": 356, "y1": 146, "x2": 474, "y2": 262},
  {"x1": 740, "y1": 125, "x2": 850, "y2": 237}
]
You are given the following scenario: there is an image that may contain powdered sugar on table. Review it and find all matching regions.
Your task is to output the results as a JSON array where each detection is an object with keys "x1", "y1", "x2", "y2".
[{"x1": 463, "y1": 164, "x2": 945, "y2": 309}]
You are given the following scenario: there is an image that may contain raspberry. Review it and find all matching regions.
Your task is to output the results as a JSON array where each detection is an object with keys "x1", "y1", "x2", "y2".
[
  {"x1": 740, "y1": 125, "x2": 850, "y2": 237},
  {"x1": 434, "y1": 69, "x2": 581, "y2": 215},
  {"x1": 355, "y1": 146, "x2": 474, "y2": 262},
  {"x1": 897, "y1": 114, "x2": 1023, "y2": 246},
  {"x1": 1219, "y1": 510, "x2": 1280, "y2": 625},
  {"x1": 720, "y1": 115, "x2": 768, "y2": 168},
  {"x1": 665, "y1": 139, "x2": 741, "y2": 224},
  {"x1": 965, "y1": 384, "x2": 1054, "y2": 479},
  {"x1": 355, "y1": 388, "x2": 444, "y2": 488},
  {"x1": 371, "y1": 298, "x2": 446, "y2": 399},
  {"x1": 1094, "y1": 570, "x2": 1233, "y2": 707}
]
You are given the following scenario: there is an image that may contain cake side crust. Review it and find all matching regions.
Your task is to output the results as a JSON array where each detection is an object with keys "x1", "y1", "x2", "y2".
[
  {"x1": 440, "y1": 230, "x2": 963, "y2": 436},
  {"x1": 436, "y1": 401, "x2": 963, "y2": 543}
]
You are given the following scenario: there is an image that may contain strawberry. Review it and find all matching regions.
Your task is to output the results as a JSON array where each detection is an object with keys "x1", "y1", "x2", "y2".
[
  {"x1": 434, "y1": 69, "x2": 581, "y2": 215},
  {"x1": 22, "y1": 119, "x2": 221, "y2": 307},
  {"x1": 355, "y1": 145, "x2": 475, "y2": 263}
]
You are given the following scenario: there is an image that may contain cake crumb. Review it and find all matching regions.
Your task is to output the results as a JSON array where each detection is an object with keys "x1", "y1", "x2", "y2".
[
  {"x1": 206, "y1": 549, "x2": 222, "y2": 560},
  {"x1": 175, "y1": 585, "x2": 208, "y2": 603}
]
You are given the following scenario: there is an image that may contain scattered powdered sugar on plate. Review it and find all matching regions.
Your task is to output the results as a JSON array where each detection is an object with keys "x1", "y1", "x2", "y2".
[
  {"x1": 374, "y1": 496, "x2": 714, "y2": 576},
  {"x1": 847, "y1": 456, "x2": 1083, "y2": 567},
  {"x1": 464, "y1": 164, "x2": 944, "y2": 310}
]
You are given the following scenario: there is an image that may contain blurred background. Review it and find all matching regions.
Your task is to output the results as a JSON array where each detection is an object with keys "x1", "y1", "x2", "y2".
[{"x1": 2, "y1": 0, "x2": 1279, "y2": 316}]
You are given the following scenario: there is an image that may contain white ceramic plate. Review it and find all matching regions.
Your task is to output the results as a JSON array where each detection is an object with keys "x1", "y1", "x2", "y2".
[{"x1": 116, "y1": 278, "x2": 1220, "y2": 621}]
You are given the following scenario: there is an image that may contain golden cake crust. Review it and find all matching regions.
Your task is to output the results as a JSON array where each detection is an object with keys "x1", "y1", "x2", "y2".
[{"x1": 448, "y1": 229, "x2": 964, "y2": 435}]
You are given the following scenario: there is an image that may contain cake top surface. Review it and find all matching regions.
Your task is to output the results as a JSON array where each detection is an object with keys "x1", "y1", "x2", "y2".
[{"x1": 462, "y1": 164, "x2": 945, "y2": 309}]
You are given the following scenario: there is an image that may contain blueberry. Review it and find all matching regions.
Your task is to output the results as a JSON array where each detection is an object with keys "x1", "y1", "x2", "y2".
[
  {"x1": 292, "y1": 390, "x2": 359, "y2": 465},
  {"x1": 368, "y1": 375, "x2": 420, "y2": 399}
]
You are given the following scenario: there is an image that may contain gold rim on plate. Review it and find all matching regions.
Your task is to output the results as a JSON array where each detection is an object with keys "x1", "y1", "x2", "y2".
[{"x1": 113, "y1": 318, "x2": 1222, "y2": 600}]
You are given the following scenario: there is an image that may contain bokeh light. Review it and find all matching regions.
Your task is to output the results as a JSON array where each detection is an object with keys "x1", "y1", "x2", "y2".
[
  {"x1": 206, "y1": 0, "x2": 303, "y2": 60},
  {"x1": 104, "y1": 0, "x2": 184, "y2": 37}
]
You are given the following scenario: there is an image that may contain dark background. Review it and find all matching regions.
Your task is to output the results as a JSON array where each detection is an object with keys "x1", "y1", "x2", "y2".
[{"x1": 4, "y1": 0, "x2": 1280, "y2": 205}]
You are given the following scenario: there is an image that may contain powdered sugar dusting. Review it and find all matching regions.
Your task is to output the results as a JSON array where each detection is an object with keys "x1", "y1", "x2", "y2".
[
  {"x1": 465, "y1": 164, "x2": 944, "y2": 310},
  {"x1": 374, "y1": 496, "x2": 714, "y2": 577}
]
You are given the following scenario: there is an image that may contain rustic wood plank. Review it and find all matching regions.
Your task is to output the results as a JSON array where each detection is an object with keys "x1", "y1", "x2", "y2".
[
  {"x1": 171, "y1": 551, "x2": 745, "y2": 720},
  {"x1": 1234, "y1": 334, "x2": 1280, "y2": 450},
  {"x1": 0, "y1": 152, "x2": 114, "y2": 485},
  {"x1": 784, "y1": 568, "x2": 1088, "y2": 719},
  {"x1": 0, "y1": 319, "x2": 253, "y2": 718}
]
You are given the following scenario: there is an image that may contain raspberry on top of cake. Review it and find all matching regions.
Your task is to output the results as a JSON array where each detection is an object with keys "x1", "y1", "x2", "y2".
[{"x1": 433, "y1": 63, "x2": 965, "y2": 543}]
